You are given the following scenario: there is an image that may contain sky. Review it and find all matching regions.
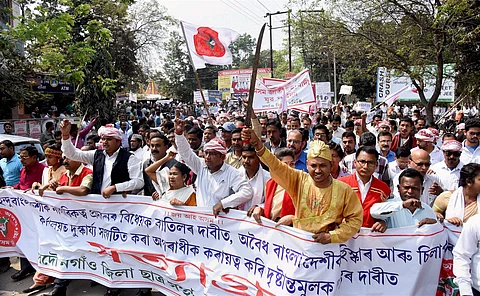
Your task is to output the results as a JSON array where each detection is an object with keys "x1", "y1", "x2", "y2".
[{"x1": 158, "y1": 0, "x2": 310, "y2": 50}]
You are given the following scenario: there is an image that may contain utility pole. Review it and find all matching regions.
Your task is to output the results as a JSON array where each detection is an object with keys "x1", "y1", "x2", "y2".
[
  {"x1": 288, "y1": 10, "x2": 292, "y2": 72},
  {"x1": 268, "y1": 14, "x2": 273, "y2": 78},
  {"x1": 265, "y1": 11, "x2": 290, "y2": 78}
]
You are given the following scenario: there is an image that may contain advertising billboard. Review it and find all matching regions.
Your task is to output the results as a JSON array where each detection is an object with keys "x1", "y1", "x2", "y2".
[{"x1": 218, "y1": 68, "x2": 272, "y2": 100}]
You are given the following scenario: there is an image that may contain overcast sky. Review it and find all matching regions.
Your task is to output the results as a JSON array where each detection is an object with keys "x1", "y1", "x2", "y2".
[{"x1": 158, "y1": 0, "x2": 312, "y2": 50}]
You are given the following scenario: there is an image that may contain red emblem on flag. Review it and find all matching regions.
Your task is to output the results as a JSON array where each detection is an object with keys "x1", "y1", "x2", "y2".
[
  {"x1": 0, "y1": 208, "x2": 21, "y2": 247},
  {"x1": 194, "y1": 27, "x2": 226, "y2": 57}
]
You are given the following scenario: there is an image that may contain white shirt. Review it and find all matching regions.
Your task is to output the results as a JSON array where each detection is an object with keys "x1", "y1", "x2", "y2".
[
  {"x1": 61, "y1": 139, "x2": 144, "y2": 192},
  {"x1": 132, "y1": 148, "x2": 145, "y2": 162},
  {"x1": 453, "y1": 214, "x2": 480, "y2": 295},
  {"x1": 410, "y1": 146, "x2": 444, "y2": 166},
  {"x1": 392, "y1": 172, "x2": 443, "y2": 206},
  {"x1": 239, "y1": 166, "x2": 270, "y2": 210},
  {"x1": 333, "y1": 127, "x2": 346, "y2": 139},
  {"x1": 356, "y1": 172, "x2": 372, "y2": 203},
  {"x1": 119, "y1": 129, "x2": 131, "y2": 148},
  {"x1": 175, "y1": 133, "x2": 252, "y2": 208},
  {"x1": 388, "y1": 161, "x2": 403, "y2": 187},
  {"x1": 461, "y1": 141, "x2": 480, "y2": 165},
  {"x1": 370, "y1": 196, "x2": 437, "y2": 228},
  {"x1": 430, "y1": 160, "x2": 463, "y2": 191}
]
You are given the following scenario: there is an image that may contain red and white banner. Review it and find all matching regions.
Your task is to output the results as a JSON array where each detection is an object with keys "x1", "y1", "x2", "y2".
[
  {"x1": 254, "y1": 70, "x2": 316, "y2": 113},
  {"x1": 0, "y1": 189, "x2": 449, "y2": 295}
]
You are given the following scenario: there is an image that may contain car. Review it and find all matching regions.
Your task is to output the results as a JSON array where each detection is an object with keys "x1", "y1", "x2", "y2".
[{"x1": 0, "y1": 134, "x2": 45, "y2": 161}]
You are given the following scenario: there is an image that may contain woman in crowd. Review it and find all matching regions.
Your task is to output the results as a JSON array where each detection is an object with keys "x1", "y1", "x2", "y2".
[
  {"x1": 166, "y1": 162, "x2": 196, "y2": 206},
  {"x1": 32, "y1": 144, "x2": 66, "y2": 196},
  {"x1": 433, "y1": 163, "x2": 480, "y2": 226},
  {"x1": 26, "y1": 144, "x2": 65, "y2": 293},
  {"x1": 329, "y1": 142, "x2": 349, "y2": 179},
  {"x1": 145, "y1": 151, "x2": 196, "y2": 206},
  {"x1": 247, "y1": 147, "x2": 295, "y2": 226}
]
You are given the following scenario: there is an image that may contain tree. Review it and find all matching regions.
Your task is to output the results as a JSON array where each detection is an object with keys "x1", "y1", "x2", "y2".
[
  {"x1": 229, "y1": 33, "x2": 256, "y2": 69},
  {"x1": 0, "y1": 38, "x2": 44, "y2": 119},
  {"x1": 4, "y1": 0, "x2": 159, "y2": 121},
  {"x1": 128, "y1": 0, "x2": 175, "y2": 76},
  {"x1": 292, "y1": 0, "x2": 476, "y2": 123}
]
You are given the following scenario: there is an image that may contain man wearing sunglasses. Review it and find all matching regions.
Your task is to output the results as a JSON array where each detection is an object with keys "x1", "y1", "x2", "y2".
[
  {"x1": 431, "y1": 140, "x2": 464, "y2": 191},
  {"x1": 460, "y1": 118, "x2": 480, "y2": 164}
]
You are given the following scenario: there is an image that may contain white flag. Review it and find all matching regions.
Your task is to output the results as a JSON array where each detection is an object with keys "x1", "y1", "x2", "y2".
[
  {"x1": 383, "y1": 85, "x2": 410, "y2": 106},
  {"x1": 181, "y1": 21, "x2": 240, "y2": 70}
]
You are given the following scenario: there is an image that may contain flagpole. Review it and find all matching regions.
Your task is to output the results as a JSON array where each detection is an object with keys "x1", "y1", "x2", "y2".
[
  {"x1": 194, "y1": 71, "x2": 211, "y2": 118},
  {"x1": 435, "y1": 95, "x2": 466, "y2": 125}
]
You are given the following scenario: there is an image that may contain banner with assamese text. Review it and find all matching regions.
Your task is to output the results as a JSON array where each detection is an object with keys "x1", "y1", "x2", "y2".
[{"x1": 0, "y1": 189, "x2": 447, "y2": 296}]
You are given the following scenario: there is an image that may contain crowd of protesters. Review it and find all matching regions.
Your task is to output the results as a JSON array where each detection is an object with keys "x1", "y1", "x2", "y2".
[{"x1": 1, "y1": 99, "x2": 480, "y2": 296}]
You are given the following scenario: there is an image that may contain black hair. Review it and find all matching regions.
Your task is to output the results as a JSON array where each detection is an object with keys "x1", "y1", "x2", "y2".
[
  {"x1": 54, "y1": 131, "x2": 62, "y2": 138},
  {"x1": 231, "y1": 128, "x2": 242, "y2": 135},
  {"x1": 345, "y1": 120, "x2": 354, "y2": 128},
  {"x1": 274, "y1": 147, "x2": 295, "y2": 159},
  {"x1": 415, "y1": 118, "x2": 426, "y2": 124},
  {"x1": 241, "y1": 145, "x2": 256, "y2": 152},
  {"x1": 373, "y1": 114, "x2": 382, "y2": 120},
  {"x1": 355, "y1": 146, "x2": 379, "y2": 161},
  {"x1": 0, "y1": 140, "x2": 13, "y2": 148},
  {"x1": 163, "y1": 121, "x2": 174, "y2": 130},
  {"x1": 302, "y1": 117, "x2": 312, "y2": 123},
  {"x1": 332, "y1": 114, "x2": 342, "y2": 123},
  {"x1": 442, "y1": 133, "x2": 456, "y2": 141},
  {"x1": 396, "y1": 147, "x2": 411, "y2": 158},
  {"x1": 266, "y1": 119, "x2": 282, "y2": 130},
  {"x1": 187, "y1": 127, "x2": 204, "y2": 139},
  {"x1": 459, "y1": 163, "x2": 480, "y2": 187},
  {"x1": 149, "y1": 134, "x2": 170, "y2": 147},
  {"x1": 3, "y1": 122, "x2": 12, "y2": 127},
  {"x1": 399, "y1": 117, "x2": 414, "y2": 126},
  {"x1": 20, "y1": 146, "x2": 39, "y2": 158},
  {"x1": 342, "y1": 131, "x2": 356, "y2": 142},
  {"x1": 312, "y1": 124, "x2": 329, "y2": 137},
  {"x1": 328, "y1": 142, "x2": 345, "y2": 159},
  {"x1": 359, "y1": 132, "x2": 376, "y2": 147},
  {"x1": 377, "y1": 131, "x2": 393, "y2": 140},
  {"x1": 398, "y1": 168, "x2": 424, "y2": 185},
  {"x1": 296, "y1": 128, "x2": 309, "y2": 142},
  {"x1": 171, "y1": 162, "x2": 192, "y2": 184},
  {"x1": 45, "y1": 121, "x2": 54, "y2": 129},
  {"x1": 465, "y1": 118, "x2": 480, "y2": 132}
]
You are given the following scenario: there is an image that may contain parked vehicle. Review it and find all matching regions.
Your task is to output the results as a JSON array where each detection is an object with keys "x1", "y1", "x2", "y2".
[{"x1": 0, "y1": 134, "x2": 45, "y2": 161}]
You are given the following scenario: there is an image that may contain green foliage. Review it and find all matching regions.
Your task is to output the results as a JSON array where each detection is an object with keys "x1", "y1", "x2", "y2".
[
  {"x1": 291, "y1": 0, "x2": 480, "y2": 123},
  {"x1": 229, "y1": 33, "x2": 256, "y2": 69}
]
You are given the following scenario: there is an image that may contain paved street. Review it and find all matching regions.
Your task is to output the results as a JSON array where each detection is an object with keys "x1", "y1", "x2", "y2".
[{"x1": 0, "y1": 258, "x2": 164, "y2": 296}]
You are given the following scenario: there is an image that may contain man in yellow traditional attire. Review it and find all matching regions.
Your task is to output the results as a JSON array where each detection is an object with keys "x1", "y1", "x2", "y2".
[{"x1": 242, "y1": 128, "x2": 363, "y2": 244}]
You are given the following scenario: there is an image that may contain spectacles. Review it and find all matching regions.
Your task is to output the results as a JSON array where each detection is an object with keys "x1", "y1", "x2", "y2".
[
  {"x1": 469, "y1": 132, "x2": 480, "y2": 137},
  {"x1": 410, "y1": 159, "x2": 431, "y2": 167},
  {"x1": 445, "y1": 151, "x2": 461, "y2": 157},
  {"x1": 356, "y1": 160, "x2": 377, "y2": 167}
]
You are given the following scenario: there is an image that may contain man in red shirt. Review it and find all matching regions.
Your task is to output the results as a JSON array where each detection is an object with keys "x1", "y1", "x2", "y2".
[
  {"x1": 11, "y1": 146, "x2": 45, "y2": 281},
  {"x1": 339, "y1": 146, "x2": 391, "y2": 232}
]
